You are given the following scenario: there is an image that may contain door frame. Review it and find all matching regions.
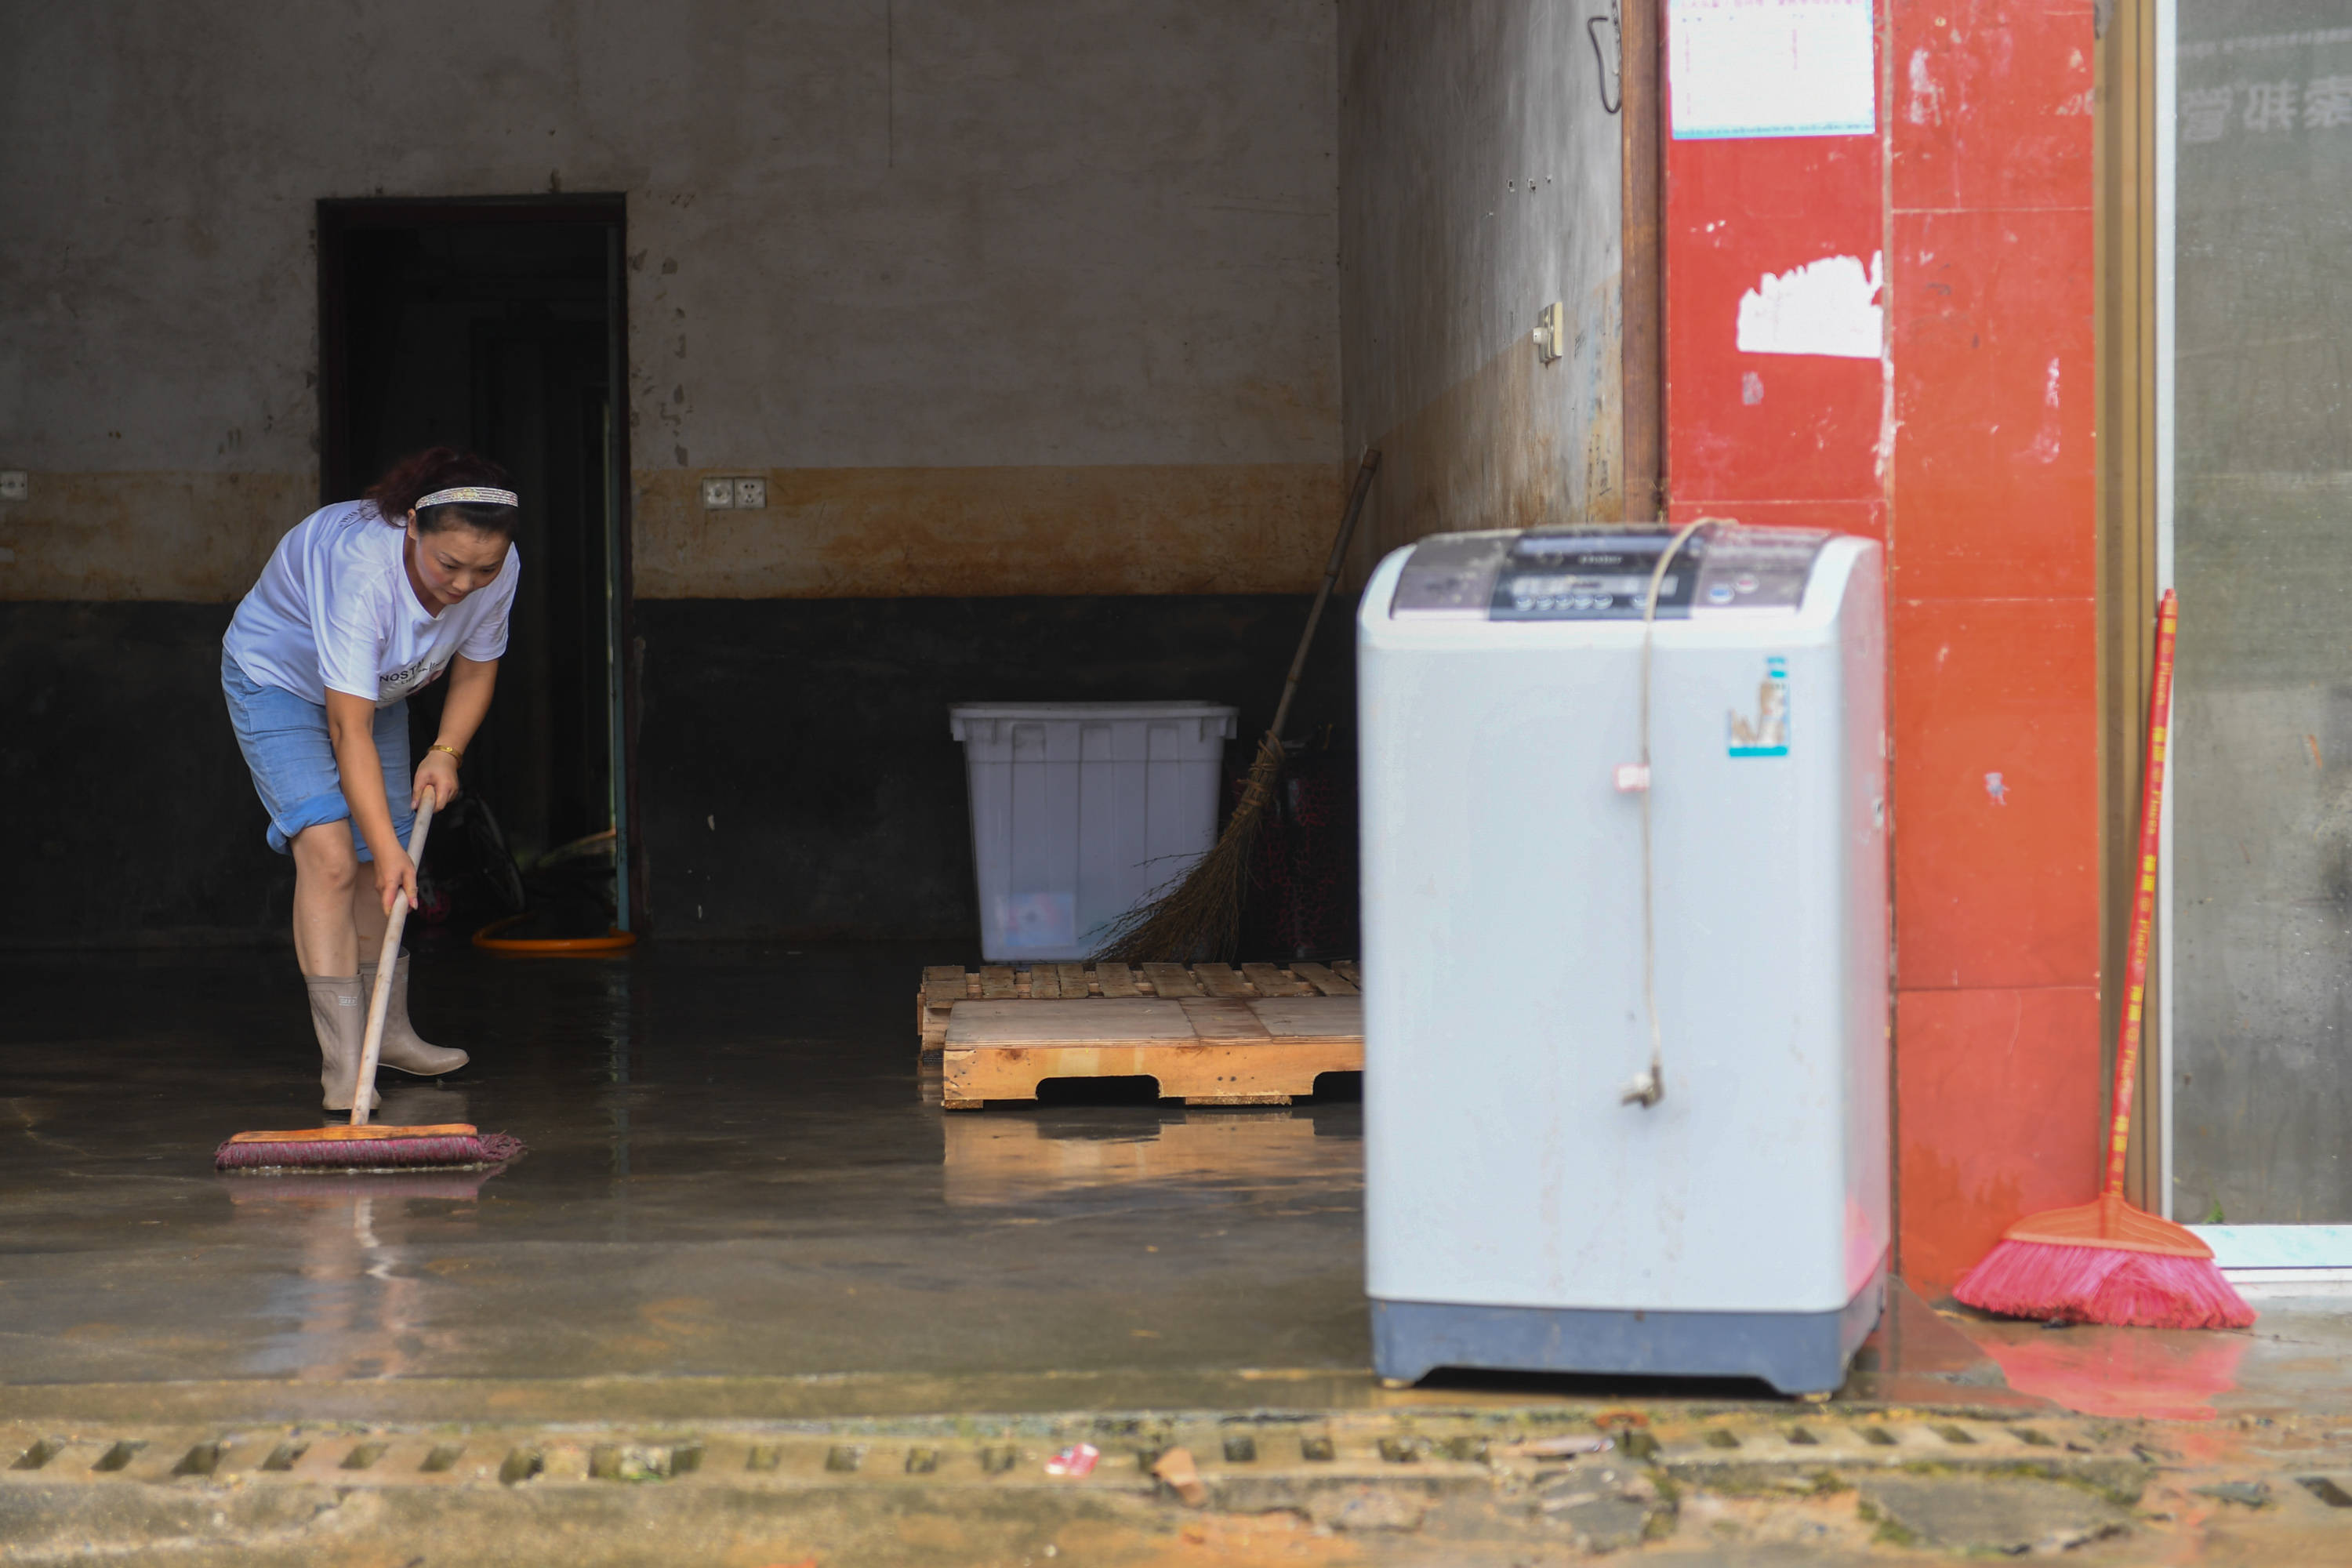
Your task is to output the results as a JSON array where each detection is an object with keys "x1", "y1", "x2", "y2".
[{"x1": 315, "y1": 194, "x2": 642, "y2": 933}]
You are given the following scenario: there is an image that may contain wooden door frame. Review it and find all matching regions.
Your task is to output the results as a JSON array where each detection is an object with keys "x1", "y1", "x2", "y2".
[
  {"x1": 1621, "y1": 0, "x2": 1665, "y2": 521},
  {"x1": 2096, "y1": 2, "x2": 2162, "y2": 1207}
]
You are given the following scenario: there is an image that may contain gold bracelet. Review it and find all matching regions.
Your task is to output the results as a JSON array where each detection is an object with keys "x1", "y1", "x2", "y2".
[{"x1": 430, "y1": 742, "x2": 463, "y2": 763}]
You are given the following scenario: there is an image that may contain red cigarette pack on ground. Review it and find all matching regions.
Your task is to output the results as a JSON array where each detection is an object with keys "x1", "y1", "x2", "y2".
[{"x1": 1044, "y1": 1443, "x2": 1098, "y2": 1478}]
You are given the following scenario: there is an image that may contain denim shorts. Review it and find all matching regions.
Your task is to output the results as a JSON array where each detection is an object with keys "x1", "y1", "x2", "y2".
[{"x1": 220, "y1": 648, "x2": 413, "y2": 860}]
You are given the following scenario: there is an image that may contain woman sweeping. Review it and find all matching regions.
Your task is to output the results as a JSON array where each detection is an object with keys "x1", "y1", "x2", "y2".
[{"x1": 221, "y1": 448, "x2": 521, "y2": 1111}]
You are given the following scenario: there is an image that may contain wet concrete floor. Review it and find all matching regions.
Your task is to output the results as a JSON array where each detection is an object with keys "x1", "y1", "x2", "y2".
[
  {"x1": 16, "y1": 945, "x2": 2352, "y2": 1563},
  {"x1": 2, "y1": 942, "x2": 1375, "y2": 1417},
  {"x1": 6, "y1": 940, "x2": 2350, "y2": 1436}
]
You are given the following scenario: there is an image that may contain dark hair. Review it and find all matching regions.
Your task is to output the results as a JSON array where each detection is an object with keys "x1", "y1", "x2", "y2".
[{"x1": 363, "y1": 447, "x2": 519, "y2": 535}]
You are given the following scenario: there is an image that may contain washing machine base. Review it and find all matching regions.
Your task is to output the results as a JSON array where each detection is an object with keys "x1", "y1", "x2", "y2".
[{"x1": 1370, "y1": 1255, "x2": 1887, "y2": 1397}]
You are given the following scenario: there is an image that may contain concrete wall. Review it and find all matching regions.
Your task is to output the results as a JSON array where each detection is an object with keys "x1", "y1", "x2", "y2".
[
  {"x1": 0, "y1": 0, "x2": 1348, "y2": 944},
  {"x1": 1337, "y1": 2, "x2": 1623, "y2": 568},
  {"x1": 0, "y1": 0, "x2": 1340, "y2": 601}
]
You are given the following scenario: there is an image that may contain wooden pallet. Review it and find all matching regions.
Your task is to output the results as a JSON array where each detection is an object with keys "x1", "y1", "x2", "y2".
[{"x1": 915, "y1": 961, "x2": 1361, "y2": 1109}]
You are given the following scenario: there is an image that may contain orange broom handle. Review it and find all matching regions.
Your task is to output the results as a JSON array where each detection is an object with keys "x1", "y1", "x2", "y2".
[{"x1": 2104, "y1": 589, "x2": 2177, "y2": 1198}]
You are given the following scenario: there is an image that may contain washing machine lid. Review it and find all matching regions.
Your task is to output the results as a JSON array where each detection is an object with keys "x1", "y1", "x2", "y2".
[{"x1": 1389, "y1": 523, "x2": 1833, "y2": 621}]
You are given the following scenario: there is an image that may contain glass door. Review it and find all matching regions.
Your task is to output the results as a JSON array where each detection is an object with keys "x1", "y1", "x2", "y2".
[{"x1": 2166, "y1": 1, "x2": 2352, "y2": 1266}]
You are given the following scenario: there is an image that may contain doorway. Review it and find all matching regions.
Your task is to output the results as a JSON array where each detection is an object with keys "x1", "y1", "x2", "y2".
[{"x1": 318, "y1": 196, "x2": 634, "y2": 931}]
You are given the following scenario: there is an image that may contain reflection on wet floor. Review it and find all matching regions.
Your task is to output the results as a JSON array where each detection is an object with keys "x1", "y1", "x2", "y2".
[
  {"x1": 0, "y1": 942, "x2": 1370, "y2": 1394},
  {"x1": 223, "y1": 1166, "x2": 503, "y2": 1382},
  {"x1": 9, "y1": 941, "x2": 2343, "y2": 1426},
  {"x1": 942, "y1": 1105, "x2": 1362, "y2": 1209}
]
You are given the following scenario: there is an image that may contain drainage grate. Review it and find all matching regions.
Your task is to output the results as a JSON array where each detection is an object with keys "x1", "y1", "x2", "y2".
[
  {"x1": 173, "y1": 1443, "x2": 227, "y2": 1477},
  {"x1": 0, "y1": 1412, "x2": 2163, "y2": 1502},
  {"x1": 2300, "y1": 1476, "x2": 2352, "y2": 1508},
  {"x1": 11, "y1": 1440, "x2": 63, "y2": 1472}
]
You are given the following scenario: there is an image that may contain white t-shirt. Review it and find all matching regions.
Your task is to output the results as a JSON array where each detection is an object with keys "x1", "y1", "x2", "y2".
[{"x1": 224, "y1": 501, "x2": 520, "y2": 708}]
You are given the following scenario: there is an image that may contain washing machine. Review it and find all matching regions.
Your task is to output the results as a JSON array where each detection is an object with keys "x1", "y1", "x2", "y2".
[{"x1": 1357, "y1": 522, "x2": 1888, "y2": 1396}]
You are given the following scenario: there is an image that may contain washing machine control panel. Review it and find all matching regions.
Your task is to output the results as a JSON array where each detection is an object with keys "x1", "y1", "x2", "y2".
[{"x1": 1390, "y1": 524, "x2": 1831, "y2": 620}]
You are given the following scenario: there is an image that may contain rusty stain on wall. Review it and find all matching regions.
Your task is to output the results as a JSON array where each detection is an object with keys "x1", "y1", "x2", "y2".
[
  {"x1": 633, "y1": 463, "x2": 1344, "y2": 599},
  {"x1": 0, "y1": 473, "x2": 314, "y2": 601},
  {"x1": 4, "y1": 3, "x2": 1341, "y2": 605}
]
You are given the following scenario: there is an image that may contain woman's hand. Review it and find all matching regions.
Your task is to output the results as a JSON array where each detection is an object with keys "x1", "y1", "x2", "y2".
[
  {"x1": 374, "y1": 845, "x2": 419, "y2": 916},
  {"x1": 413, "y1": 749, "x2": 461, "y2": 811}
]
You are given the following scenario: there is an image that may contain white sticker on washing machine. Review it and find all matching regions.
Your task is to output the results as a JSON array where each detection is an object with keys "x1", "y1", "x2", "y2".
[{"x1": 1729, "y1": 657, "x2": 1791, "y2": 757}]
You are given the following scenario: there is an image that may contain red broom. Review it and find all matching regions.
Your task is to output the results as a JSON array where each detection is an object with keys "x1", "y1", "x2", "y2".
[{"x1": 1952, "y1": 590, "x2": 2252, "y2": 1330}]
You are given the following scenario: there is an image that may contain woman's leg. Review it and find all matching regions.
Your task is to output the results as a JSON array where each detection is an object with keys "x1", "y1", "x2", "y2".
[
  {"x1": 291, "y1": 822, "x2": 379, "y2": 1109},
  {"x1": 347, "y1": 816, "x2": 469, "y2": 1076},
  {"x1": 291, "y1": 822, "x2": 363, "y2": 977},
  {"x1": 349, "y1": 866, "x2": 390, "y2": 953}
]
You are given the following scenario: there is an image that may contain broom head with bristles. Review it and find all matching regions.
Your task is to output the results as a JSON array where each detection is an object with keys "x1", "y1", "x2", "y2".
[
  {"x1": 1093, "y1": 735, "x2": 1283, "y2": 964},
  {"x1": 1951, "y1": 1191, "x2": 2254, "y2": 1330},
  {"x1": 214, "y1": 1122, "x2": 524, "y2": 1174}
]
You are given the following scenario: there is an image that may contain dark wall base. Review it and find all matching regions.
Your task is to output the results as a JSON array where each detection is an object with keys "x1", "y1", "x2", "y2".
[
  {"x1": 3, "y1": 595, "x2": 1358, "y2": 947},
  {"x1": 633, "y1": 594, "x2": 1357, "y2": 943},
  {"x1": 2, "y1": 602, "x2": 290, "y2": 946}
]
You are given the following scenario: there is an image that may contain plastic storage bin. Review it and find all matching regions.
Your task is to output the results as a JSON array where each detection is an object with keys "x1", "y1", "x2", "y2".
[{"x1": 950, "y1": 702, "x2": 1240, "y2": 961}]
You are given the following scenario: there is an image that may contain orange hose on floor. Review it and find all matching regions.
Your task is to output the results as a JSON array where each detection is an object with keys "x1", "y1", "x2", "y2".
[{"x1": 471, "y1": 913, "x2": 637, "y2": 955}]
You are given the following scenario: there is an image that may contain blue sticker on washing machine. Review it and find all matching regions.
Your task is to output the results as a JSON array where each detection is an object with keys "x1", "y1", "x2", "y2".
[{"x1": 1729, "y1": 657, "x2": 1790, "y2": 757}]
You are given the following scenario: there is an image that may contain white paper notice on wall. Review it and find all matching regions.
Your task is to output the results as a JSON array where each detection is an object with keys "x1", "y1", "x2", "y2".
[
  {"x1": 1737, "y1": 252, "x2": 1883, "y2": 358},
  {"x1": 1668, "y1": 0, "x2": 1876, "y2": 140}
]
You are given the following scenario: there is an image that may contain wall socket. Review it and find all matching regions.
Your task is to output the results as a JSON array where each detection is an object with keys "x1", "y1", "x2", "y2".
[
  {"x1": 1531, "y1": 303, "x2": 1564, "y2": 365},
  {"x1": 700, "y1": 475, "x2": 767, "y2": 510},
  {"x1": 0, "y1": 470, "x2": 27, "y2": 501}
]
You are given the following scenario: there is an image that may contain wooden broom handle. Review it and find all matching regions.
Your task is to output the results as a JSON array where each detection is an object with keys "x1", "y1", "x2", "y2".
[
  {"x1": 1268, "y1": 449, "x2": 1381, "y2": 745},
  {"x1": 2103, "y1": 590, "x2": 2177, "y2": 1197},
  {"x1": 350, "y1": 793, "x2": 438, "y2": 1127}
]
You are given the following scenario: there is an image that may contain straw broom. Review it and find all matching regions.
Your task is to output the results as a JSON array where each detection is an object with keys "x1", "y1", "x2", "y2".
[
  {"x1": 1951, "y1": 590, "x2": 2252, "y2": 1329},
  {"x1": 1094, "y1": 448, "x2": 1381, "y2": 965}
]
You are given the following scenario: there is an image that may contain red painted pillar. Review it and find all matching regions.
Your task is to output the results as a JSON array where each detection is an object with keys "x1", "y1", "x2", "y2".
[{"x1": 1663, "y1": 1, "x2": 2100, "y2": 1294}]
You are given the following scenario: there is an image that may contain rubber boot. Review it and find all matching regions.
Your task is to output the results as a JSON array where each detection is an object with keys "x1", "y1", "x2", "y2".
[
  {"x1": 308, "y1": 975, "x2": 380, "y2": 1114},
  {"x1": 358, "y1": 950, "x2": 470, "y2": 1077}
]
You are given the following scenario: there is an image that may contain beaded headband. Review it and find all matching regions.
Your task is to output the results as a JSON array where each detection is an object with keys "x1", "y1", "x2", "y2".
[{"x1": 415, "y1": 485, "x2": 518, "y2": 510}]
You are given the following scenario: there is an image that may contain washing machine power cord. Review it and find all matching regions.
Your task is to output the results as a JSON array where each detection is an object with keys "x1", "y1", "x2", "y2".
[{"x1": 1622, "y1": 517, "x2": 1716, "y2": 1110}]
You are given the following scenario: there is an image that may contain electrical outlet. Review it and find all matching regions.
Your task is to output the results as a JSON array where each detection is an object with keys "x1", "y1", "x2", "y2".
[
  {"x1": 733, "y1": 477, "x2": 767, "y2": 510},
  {"x1": 699, "y1": 476, "x2": 735, "y2": 509},
  {"x1": 0, "y1": 471, "x2": 27, "y2": 501},
  {"x1": 1531, "y1": 303, "x2": 1564, "y2": 365}
]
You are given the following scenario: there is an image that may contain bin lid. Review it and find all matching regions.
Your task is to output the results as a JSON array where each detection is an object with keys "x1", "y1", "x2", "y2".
[{"x1": 949, "y1": 701, "x2": 1240, "y2": 739}]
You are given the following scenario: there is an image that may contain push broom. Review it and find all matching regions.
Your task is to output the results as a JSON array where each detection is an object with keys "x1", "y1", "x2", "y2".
[
  {"x1": 216, "y1": 793, "x2": 523, "y2": 1174},
  {"x1": 1951, "y1": 590, "x2": 2252, "y2": 1330},
  {"x1": 1094, "y1": 448, "x2": 1380, "y2": 964}
]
